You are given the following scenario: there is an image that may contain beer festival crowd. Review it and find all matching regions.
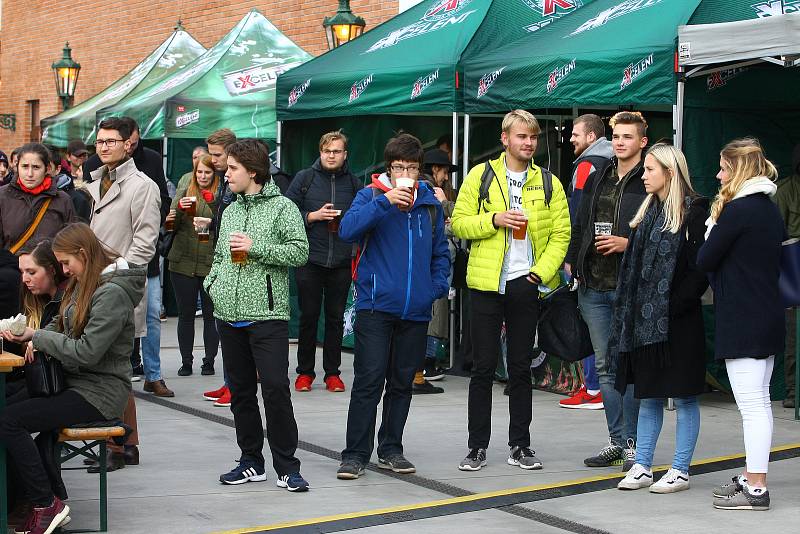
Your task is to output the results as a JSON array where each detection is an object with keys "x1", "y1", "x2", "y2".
[{"x1": 0, "y1": 106, "x2": 796, "y2": 533}]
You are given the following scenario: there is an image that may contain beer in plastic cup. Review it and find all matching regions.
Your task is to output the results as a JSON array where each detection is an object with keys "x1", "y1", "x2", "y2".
[
  {"x1": 196, "y1": 220, "x2": 210, "y2": 243},
  {"x1": 594, "y1": 222, "x2": 613, "y2": 236},
  {"x1": 165, "y1": 213, "x2": 175, "y2": 232},
  {"x1": 184, "y1": 197, "x2": 197, "y2": 217},
  {"x1": 230, "y1": 233, "x2": 248, "y2": 265},
  {"x1": 512, "y1": 210, "x2": 528, "y2": 240},
  {"x1": 396, "y1": 178, "x2": 415, "y2": 212},
  {"x1": 327, "y1": 210, "x2": 343, "y2": 233}
]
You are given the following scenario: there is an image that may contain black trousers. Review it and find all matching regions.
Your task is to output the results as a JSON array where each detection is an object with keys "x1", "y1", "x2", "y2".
[
  {"x1": 0, "y1": 389, "x2": 104, "y2": 506},
  {"x1": 294, "y1": 263, "x2": 352, "y2": 378},
  {"x1": 171, "y1": 271, "x2": 219, "y2": 366},
  {"x1": 469, "y1": 277, "x2": 540, "y2": 450},
  {"x1": 217, "y1": 319, "x2": 301, "y2": 476}
]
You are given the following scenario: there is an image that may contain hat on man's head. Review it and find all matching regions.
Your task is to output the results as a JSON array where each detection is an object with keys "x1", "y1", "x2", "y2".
[
  {"x1": 424, "y1": 148, "x2": 459, "y2": 172},
  {"x1": 0, "y1": 151, "x2": 8, "y2": 165},
  {"x1": 66, "y1": 140, "x2": 89, "y2": 156}
]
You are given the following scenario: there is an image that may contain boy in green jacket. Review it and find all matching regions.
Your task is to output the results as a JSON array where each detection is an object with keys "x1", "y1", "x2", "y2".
[{"x1": 204, "y1": 139, "x2": 310, "y2": 492}]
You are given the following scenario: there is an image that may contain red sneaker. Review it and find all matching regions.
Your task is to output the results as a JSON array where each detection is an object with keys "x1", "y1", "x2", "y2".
[
  {"x1": 203, "y1": 384, "x2": 228, "y2": 401},
  {"x1": 24, "y1": 497, "x2": 70, "y2": 534},
  {"x1": 325, "y1": 375, "x2": 346, "y2": 392},
  {"x1": 295, "y1": 374, "x2": 314, "y2": 392},
  {"x1": 213, "y1": 387, "x2": 232, "y2": 407},
  {"x1": 559, "y1": 386, "x2": 604, "y2": 410}
]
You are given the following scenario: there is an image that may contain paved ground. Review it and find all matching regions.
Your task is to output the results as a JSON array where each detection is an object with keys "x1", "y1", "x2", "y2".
[{"x1": 54, "y1": 319, "x2": 800, "y2": 533}]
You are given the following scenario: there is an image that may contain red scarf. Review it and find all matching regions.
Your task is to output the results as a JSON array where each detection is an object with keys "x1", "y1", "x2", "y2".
[{"x1": 17, "y1": 175, "x2": 52, "y2": 195}]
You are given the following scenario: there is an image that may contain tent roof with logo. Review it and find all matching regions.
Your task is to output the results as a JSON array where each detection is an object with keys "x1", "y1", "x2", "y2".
[
  {"x1": 41, "y1": 27, "x2": 206, "y2": 147},
  {"x1": 276, "y1": 0, "x2": 599, "y2": 121},
  {"x1": 99, "y1": 9, "x2": 312, "y2": 139},
  {"x1": 462, "y1": 0, "x2": 703, "y2": 112}
]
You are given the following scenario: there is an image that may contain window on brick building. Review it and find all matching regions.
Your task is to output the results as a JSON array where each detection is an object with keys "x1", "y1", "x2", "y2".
[{"x1": 27, "y1": 99, "x2": 40, "y2": 142}]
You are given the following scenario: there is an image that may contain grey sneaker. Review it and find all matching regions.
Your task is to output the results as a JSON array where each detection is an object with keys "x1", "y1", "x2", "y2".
[
  {"x1": 377, "y1": 454, "x2": 416, "y2": 474},
  {"x1": 713, "y1": 486, "x2": 770, "y2": 511},
  {"x1": 458, "y1": 448, "x2": 487, "y2": 471},
  {"x1": 336, "y1": 459, "x2": 366, "y2": 480},
  {"x1": 622, "y1": 438, "x2": 637, "y2": 472},
  {"x1": 584, "y1": 438, "x2": 624, "y2": 467},
  {"x1": 713, "y1": 475, "x2": 745, "y2": 498},
  {"x1": 508, "y1": 446, "x2": 543, "y2": 470}
]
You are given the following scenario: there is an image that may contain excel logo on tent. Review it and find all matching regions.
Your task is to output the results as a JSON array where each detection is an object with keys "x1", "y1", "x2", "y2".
[
  {"x1": 524, "y1": 0, "x2": 583, "y2": 33},
  {"x1": 752, "y1": 0, "x2": 799, "y2": 17},
  {"x1": 477, "y1": 66, "x2": 506, "y2": 99},
  {"x1": 288, "y1": 79, "x2": 311, "y2": 108},
  {"x1": 349, "y1": 74, "x2": 374, "y2": 103},
  {"x1": 425, "y1": 0, "x2": 473, "y2": 21},
  {"x1": 546, "y1": 59, "x2": 576, "y2": 93},
  {"x1": 366, "y1": 0, "x2": 477, "y2": 52},
  {"x1": 620, "y1": 53, "x2": 653, "y2": 90},
  {"x1": 571, "y1": 0, "x2": 664, "y2": 36},
  {"x1": 411, "y1": 69, "x2": 439, "y2": 100},
  {"x1": 175, "y1": 109, "x2": 200, "y2": 129},
  {"x1": 707, "y1": 68, "x2": 747, "y2": 92}
]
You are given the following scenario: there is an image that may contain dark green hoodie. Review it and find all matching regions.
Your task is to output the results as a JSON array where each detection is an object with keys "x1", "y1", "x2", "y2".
[{"x1": 32, "y1": 265, "x2": 146, "y2": 419}]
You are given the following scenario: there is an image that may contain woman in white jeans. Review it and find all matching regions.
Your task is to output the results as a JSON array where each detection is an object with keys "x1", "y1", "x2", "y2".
[{"x1": 697, "y1": 138, "x2": 785, "y2": 511}]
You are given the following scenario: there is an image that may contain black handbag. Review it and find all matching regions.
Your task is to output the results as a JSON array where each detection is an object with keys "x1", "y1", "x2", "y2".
[
  {"x1": 451, "y1": 239, "x2": 468, "y2": 290},
  {"x1": 24, "y1": 351, "x2": 65, "y2": 398},
  {"x1": 780, "y1": 238, "x2": 800, "y2": 308},
  {"x1": 536, "y1": 286, "x2": 594, "y2": 363},
  {"x1": 159, "y1": 229, "x2": 175, "y2": 258}
]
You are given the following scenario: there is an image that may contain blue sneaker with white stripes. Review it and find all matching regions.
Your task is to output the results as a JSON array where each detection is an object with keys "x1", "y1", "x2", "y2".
[
  {"x1": 277, "y1": 472, "x2": 309, "y2": 492},
  {"x1": 219, "y1": 459, "x2": 267, "y2": 485}
]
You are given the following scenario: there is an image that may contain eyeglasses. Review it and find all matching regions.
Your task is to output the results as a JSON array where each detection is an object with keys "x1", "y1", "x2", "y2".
[
  {"x1": 390, "y1": 164, "x2": 420, "y2": 176},
  {"x1": 95, "y1": 138, "x2": 124, "y2": 148},
  {"x1": 322, "y1": 149, "x2": 344, "y2": 156}
]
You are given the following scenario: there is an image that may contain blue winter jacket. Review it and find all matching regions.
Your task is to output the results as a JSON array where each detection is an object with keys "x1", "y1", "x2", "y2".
[{"x1": 339, "y1": 174, "x2": 450, "y2": 322}]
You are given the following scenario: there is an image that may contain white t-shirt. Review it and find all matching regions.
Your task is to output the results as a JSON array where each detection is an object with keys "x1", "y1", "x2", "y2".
[{"x1": 505, "y1": 169, "x2": 533, "y2": 282}]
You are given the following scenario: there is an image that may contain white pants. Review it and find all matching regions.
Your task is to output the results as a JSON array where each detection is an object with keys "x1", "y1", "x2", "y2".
[{"x1": 725, "y1": 356, "x2": 774, "y2": 474}]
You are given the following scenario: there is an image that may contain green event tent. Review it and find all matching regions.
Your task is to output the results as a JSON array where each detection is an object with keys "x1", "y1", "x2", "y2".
[
  {"x1": 98, "y1": 9, "x2": 312, "y2": 141},
  {"x1": 40, "y1": 25, "x2": 206, "y2": 147}
]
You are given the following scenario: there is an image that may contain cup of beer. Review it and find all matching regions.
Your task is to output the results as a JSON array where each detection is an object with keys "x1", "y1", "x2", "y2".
[
  {"x1": 196, "y1": 219, "x2": 210, "y2": 243},
  {"x1": 396, "y1": 178, "x2": 415, "y2": 212},
  {"x1": 230, "y1": 233, "x2": 248, "y2": 265},
  {"x1": 327, "y1": 210, "x2": 343, "y2": 233},
  {"x1": 183, "y1": 196, "x2": 197, "y2": 217},
  {"x1": 594, "y1": 222, "x2": 613, "y2": 236},
  {"x1": 165, "y1": 210, "x2": 176, "y2": 232},
  {"x1": 512, "y1": 209, "x2": 529, "y2": 240}
]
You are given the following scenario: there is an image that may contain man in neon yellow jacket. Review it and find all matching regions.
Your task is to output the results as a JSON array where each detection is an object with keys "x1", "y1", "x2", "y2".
[{"x1": 451, "y1": 110, "x2": 570, "y2": 472}]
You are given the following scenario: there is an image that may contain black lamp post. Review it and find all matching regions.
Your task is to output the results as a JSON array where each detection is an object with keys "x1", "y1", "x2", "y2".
[
  {"x1": 52, "y1": 42, "x2": 81, "y2": 110},
  {"x1": 323, "y1": 0, "x2": 366, "y2": 50}
]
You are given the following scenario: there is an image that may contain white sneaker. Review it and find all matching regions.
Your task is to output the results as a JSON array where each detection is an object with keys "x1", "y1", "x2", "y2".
[
  {"x1": 650, "y1": 468, "x2": 689, "y2": 493},
  {"x1": 617, "y1": 463, "x2": 653, "y2": 490}
]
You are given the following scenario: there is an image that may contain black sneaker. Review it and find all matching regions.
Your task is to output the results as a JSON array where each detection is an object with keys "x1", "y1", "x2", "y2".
[
  {"x1": 337, "y1": 459, "x2": 366, "y2": 480},
  {"x1": 621, "y1": 438, "x2": 637, "y2": 472},
  {"x1": 219, "y1": 459, "x2": 266, "y2": 485},
  {"x1": 201, "y1": 363, "x2": 215, "y2": 376},
  {"x1": 584, "y1": 439, "x2": 624, "y2": 467},
  {"x1": 377, "y1": 454, "x2": 416, "y2": 474},
  {"x1": 178, "y1": 364, "x2": 193, "y2": 377},
  {"x1": 508, "y1": 446, "x2": 543, "y2": 470},
  {"x1": 713, "y1": 485, "x2": 770, "y2": 511},
  {"x1": 459, "y1": 448, "x2": 487, "y2": 471},
  {"x1": 423, "y1": 361, "x2": 445, "y2": 381},
  {"x1": 277, "y1": 472, "x2": 309, "y2": 492},
  {"x1": 413, "y1": 380, "x2": 444, "y2": 394},
  {"x1": 713, "y1": 475, "x2": 745, "y2": 498}
]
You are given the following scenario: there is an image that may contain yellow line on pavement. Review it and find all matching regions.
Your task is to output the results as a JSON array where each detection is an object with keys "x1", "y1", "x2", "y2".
[{"x1": 213, "y1": 442, "x2": 800, "y2": 534}]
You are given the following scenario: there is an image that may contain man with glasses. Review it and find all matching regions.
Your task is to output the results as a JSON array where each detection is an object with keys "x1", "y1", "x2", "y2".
[
  {"x1": 286, "y1": 131, "x2": 362, "y2": 393},
  {"x1": 85, "y1": 117, "x2": 162, "y2": 470},
  {"x1": 336, "y1": 133, "x2": 450, "y2": 479}
]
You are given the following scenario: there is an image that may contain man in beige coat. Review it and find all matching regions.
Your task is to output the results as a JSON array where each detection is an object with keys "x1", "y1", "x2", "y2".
[{"x1": 86, "y1": 116, "x2": 160, "y2": 470}]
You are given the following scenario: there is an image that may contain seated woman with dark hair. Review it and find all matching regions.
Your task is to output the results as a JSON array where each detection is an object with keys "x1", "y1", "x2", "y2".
[{"x1": 0, "y1": 223, "x2": 145, "y2": 534}]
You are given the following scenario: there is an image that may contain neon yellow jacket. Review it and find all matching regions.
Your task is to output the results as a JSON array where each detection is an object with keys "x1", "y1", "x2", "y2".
[{"x1": 451, "y1": 153, "x2": 571, "y2": 293}]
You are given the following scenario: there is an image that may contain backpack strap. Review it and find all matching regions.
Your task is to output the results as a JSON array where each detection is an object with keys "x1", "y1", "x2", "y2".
[
  {"x1": 540, "y1": 167, "x2": 553, "y2": 208},
  {"x1": 299, "y1": 170, "x2": 315, "y2": 195},
  {"x1": 478, "y1": 162, "x2": 495, "y2": 208}
]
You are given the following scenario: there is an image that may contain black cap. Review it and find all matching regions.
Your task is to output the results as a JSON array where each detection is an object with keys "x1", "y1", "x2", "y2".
[
  {"x1": 66, "y1": 140, "x2": 89, "y2": 156},
  {"x1": 424, "y1": 148, "x2": 459, "y2": 172},
  {"x1": 0, "y1": 151, "x2": 7, "y2": 165}
]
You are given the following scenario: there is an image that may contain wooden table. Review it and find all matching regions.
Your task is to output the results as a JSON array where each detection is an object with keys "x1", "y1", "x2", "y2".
[{"x1": 0, "y1": 351, "x2": 25, "y2": 533}]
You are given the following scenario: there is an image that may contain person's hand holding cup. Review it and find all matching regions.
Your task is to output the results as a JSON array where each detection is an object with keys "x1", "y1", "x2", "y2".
[
  {"x1": 196, "y1": 219, "x2": 211, "y2": 243},
  {"x1": 165, "y1": 209, "x2": 176, "y2": 232},
  {"x1": 179, "y1": 196, "x2": 197, "y2": 217},
  {"x1": 229, "y1": 232, "x2": 252, "y2": 265},
  {"x1": 395, "y1": 178, "x2": 415, "y2": 212}
]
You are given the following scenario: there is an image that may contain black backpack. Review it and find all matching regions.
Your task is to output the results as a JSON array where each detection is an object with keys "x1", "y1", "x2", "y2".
[{"x1": 477, "y1": 162, "x2": 553, "y2": 208}]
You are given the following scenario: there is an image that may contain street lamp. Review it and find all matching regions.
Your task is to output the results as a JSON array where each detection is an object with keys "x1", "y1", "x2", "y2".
[
  {"x1": 323, "y1": 0, "x2": 366, "y2": 50},
  {"x1": 52, "y1": 42, "x2": 81, "y2": 110}
]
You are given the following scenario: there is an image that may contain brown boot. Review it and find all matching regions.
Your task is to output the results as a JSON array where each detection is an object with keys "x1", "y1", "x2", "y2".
[
  {"x1": 87, "y1": 450, "x2": 125, "y2": 473},
  {"x1": 144, "y1": 379, "x2": 174, "y2": 398},
  {"x1": 123, "y1": 445, "x2": 139, "y2": 465}
]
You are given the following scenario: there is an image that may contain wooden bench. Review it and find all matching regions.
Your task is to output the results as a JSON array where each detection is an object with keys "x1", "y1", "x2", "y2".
[{"x1": 58, "y1": 425, "x2": 127, "y2": 533}]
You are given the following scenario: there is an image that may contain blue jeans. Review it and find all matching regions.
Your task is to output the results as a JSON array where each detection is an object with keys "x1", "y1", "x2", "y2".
[
  {"x1": 582, "y1": 353, "x2": 599, "y2": 391},
  {"x1": 343, "y1": 311, "x2": 427, "y2": 463},
  {"x1": 425, "y1": 336, "x2": 441, "y2": 360},
  {"x1": 141, "y1": 275, "x2": 162, "y2": 382},
  {"x1": 635, "y1": 397, "x2": 700, "y2": 473},
  {"x1": 577, "y1": 286, "x2": 639, "y2": 446}
]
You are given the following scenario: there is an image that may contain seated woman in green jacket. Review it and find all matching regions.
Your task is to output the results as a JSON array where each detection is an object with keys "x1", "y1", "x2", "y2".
[
  {"x1": 0, "y1": 222, "x2": 145, "y2": 534},
  {"x1": 165, "y1": 154, "x2": 220, "y2": 378}
]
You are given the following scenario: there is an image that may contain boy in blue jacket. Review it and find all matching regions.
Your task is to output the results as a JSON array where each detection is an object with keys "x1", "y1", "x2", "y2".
[{"x1": 336, "y1": 133, "x2": 450, "y2": 479}]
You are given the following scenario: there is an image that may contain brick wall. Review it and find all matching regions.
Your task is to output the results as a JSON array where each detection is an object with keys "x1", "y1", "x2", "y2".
[{"x1": 0, "y1": 0, "x2": 399, "y2": 150}]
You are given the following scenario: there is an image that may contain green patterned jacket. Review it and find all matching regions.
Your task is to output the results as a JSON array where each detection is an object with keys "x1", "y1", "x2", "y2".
[{"x1": 204, "y1": 180, "x2": 309, "y2": 322}]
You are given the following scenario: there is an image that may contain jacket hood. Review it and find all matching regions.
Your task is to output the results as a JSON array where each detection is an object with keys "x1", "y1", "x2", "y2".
[
  {"x1": 793, "y1": 143, "x2": 800, "y2": 175},
  {"x1": 577, "y1": 138, "x2": 613, "y2": 162},
  {"x1": 102, "y1": 265, "x2": 146, "y2": 308},
  {"x1": 236, "y1": 179, "x2": 282, "y2": 203},
  {"x1": 56, "y1": 173, "x2": 73, "y2": 190},
  {"x1": 734, "y1": 176, "x2": 777, "y2": 199},
  {"x1": 312, "y1": 157, "x2": 351, "y2": 176}
]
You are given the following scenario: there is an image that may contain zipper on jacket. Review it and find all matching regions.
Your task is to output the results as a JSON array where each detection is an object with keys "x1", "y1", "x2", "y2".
[
  {"x1": 418, "y1": 213, "x2": 423, "y2": 238},
  {"x1": 371, "y1": 273, "x2": 376, "y2": 312},
  {"x1": 494, "y1": 163, "x2": 510, "y2": 293},
  {"x1": 327, "y1": 175, "x2": 335, "y2": 267},
  {"x1": 233, "y1": 203, "x2": 251, "y2": 319},
  {"x1": 266, "y1": 274, "x2": 274, "y2": 310},
  {"x1": 402, "y1": 212, "x2": 413, "y2": 318}
]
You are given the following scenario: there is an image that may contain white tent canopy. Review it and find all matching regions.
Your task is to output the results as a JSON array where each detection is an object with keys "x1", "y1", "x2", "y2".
[{"x1": 678, "y1": 12, "x2": 800, "y2": 71}]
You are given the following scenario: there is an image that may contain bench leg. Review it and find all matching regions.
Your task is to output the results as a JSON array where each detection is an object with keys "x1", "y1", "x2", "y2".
[{"x1": 99, "y1": 441, "x2": 107, "y2": 532}]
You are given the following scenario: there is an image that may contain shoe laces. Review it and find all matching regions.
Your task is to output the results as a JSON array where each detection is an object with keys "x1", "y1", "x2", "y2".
[
  {"x1": 515, "y1": 446, "x2": 535, "y2": 458},
  {"x1": 467, "y1": 448, "x2": 485, "y2": 461}
]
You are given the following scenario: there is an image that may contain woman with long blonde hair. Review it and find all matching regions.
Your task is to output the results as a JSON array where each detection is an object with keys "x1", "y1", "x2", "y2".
[
  {"x1": 697, "y1": 138, "x2": 784, "y2": 511},
  {"x1": 0, "y1": 223, "x2": 145, "y2": 532},
  {"x1": 611, "y1": 143, "x2": 709, "y2": 494}
]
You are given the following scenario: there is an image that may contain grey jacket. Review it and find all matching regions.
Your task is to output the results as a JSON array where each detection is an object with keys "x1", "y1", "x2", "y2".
[{"x1": 32, "y1": 265, "x2": 145, "y2": 420}]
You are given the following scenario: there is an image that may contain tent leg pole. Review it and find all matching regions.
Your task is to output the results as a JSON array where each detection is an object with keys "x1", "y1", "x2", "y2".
[
  {"x1": 276, "y1": 121, "x2": 283, "y2": 168},
  {"x1": 449, "y1": 112, "x2": 459, "y2": 371},
  {"x1": 674, "y1": 79, "x2": 685, "y2": 150},
  {"x1": 162, "y1": 136, "x2": 168, "y2": 180}
]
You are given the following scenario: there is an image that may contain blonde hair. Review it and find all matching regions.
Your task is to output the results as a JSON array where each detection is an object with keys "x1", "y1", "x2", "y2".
[
  {"x1": 502, "y1": 109, "x2": 541, "y2": 135},
  {"x1": 630, "y1": 143, "x2": 695, "y2": 234},
  {"x1": 710, "y1": 138, "x2": 778, "y2": 221},
  {"x1": 319, "y1": 130, "x2": 348, "y2": 151},
  {"x1": 610, "y1": 111, "x2": 648, "y2": 137}
]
